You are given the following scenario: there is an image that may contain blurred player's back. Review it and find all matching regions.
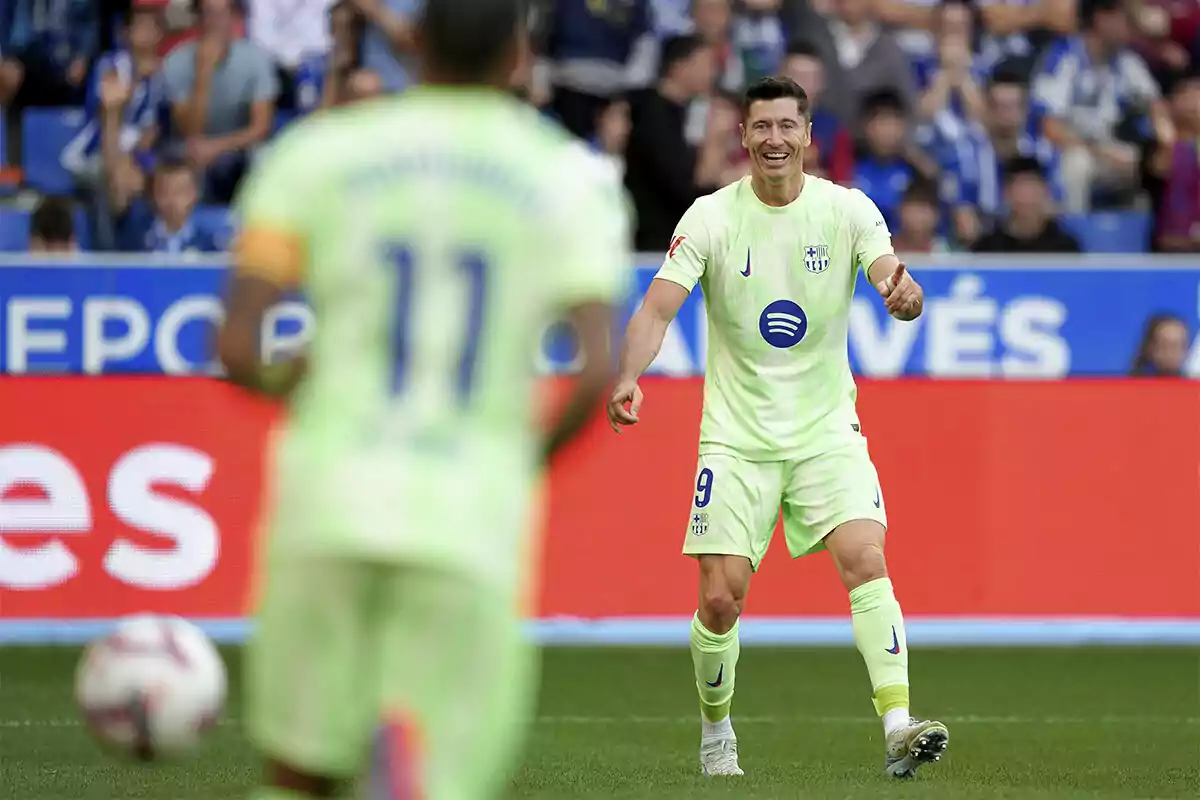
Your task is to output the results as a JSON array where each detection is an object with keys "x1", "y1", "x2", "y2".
[
  {"x1": 226, "y1": 1, "x2": 630, "y2": 797},
  {"x1": 255, "y1": 93, "x2": 624, "y2": 575}
]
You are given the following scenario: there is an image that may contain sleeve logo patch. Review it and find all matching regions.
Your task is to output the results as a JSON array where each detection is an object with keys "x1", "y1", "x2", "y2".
[{"x1": 668, "y1": 235, "x2": 687, "y2": 259}]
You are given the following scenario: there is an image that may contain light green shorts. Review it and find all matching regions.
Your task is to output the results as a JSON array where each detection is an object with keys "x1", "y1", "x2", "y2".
[
  {"x1": 681, "y1": 438, "x2": 887, "y2": 570},
  {"x1": 246, "y1": 549, "x2": 536, "y2": 798}
]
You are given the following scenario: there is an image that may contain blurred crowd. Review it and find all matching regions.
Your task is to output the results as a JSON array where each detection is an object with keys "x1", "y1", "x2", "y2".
[{"x1": 1, "y1": 0, "x2": 1199, "y2": 255}]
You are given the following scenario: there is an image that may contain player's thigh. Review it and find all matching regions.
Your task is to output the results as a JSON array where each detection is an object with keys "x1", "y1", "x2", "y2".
[
  {"x1": 781, "y1": 439, "x2": 887, "y2": 559},
  {"x1": 682, "y1": 454, "x2": 784, "y2": 571},
  {"x1": 368, "y1": 567, "x2": 536, "y2": 800},
  {"x1": 246, "y1": 553, "x2": 381, "y2": 778}
]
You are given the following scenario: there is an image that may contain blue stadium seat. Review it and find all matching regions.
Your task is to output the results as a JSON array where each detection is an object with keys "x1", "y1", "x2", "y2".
[
  {"x1": 0, "y1": 208, "x2": 29, "y2": 251},
  {"x1": 193, "y1": 204, "x2": 236, "y2": 249},
  {"x1": 22, "y1": 107, "x2": 85, "y2": 195},
  {"x1": 1060, "y1": 211, "x2": 1152, "y2": 254}
]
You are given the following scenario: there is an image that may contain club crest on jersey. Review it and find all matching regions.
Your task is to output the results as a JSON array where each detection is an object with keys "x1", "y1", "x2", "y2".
[
  {"x1": 691, "y1": 512, "x2": 709, "y2": 536},
  {"x1": 803, "y1": 244, "x2": 830, "y2": 274}
]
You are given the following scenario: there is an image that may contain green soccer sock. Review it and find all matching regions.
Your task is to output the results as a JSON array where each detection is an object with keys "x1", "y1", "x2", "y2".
[
  {"x1": 849, "y1": 577, "x2": 910, "y2": 719},
  {"x1": 690, "y1": 612, "x2": 740, "y2": 724}
]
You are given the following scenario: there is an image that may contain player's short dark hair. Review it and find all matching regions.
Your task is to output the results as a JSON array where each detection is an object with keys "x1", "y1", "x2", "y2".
[
  {"x1": 902, "y1": 177, "x2": 940, "y2": 206},
  {"x1": 784, "y1": 40, "x2": 822, "y2": 61},
  {"x1": 30, "y1": 196, "x2": 75, "y2": 246},
  {"x1": 861, "y1": 89, "x2": 906, "y2": 119},
  {"x1": 659, "y1": 34, "x2": 707, "y2": 79},
  {"x1": 417, "y1": 0, "x2": 528, "y2": 82},
  {"x1": 742, "y1": 75, "x2": 809, "y2": 119},
  {"x1": 1003, "y1": 156, "x2": 1044, "y2": 184}
]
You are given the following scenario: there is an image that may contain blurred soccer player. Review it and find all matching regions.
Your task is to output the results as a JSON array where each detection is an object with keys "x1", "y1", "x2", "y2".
[
  {"x1": 608, "y1": 76, "x2": 948, "y2": 779},
  {"x1": 216, "y1": 0, "x2": 632, "y2": 796}
]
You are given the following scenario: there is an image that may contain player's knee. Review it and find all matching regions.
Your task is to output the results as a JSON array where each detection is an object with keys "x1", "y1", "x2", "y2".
[
  {"x1": 698, "y1": 586, "x2": 742, "y2": 634},
  {"x1": 837, "y1": 541, "x2": 888, "y2": 591}
]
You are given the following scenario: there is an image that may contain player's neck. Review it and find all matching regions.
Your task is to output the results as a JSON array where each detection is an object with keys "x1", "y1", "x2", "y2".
[{"x1": 750, "y1": 171, "x2": 805, "y2": 207}]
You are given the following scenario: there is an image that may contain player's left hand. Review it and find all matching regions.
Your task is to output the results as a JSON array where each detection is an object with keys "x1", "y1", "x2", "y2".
[{"x1": 876, "y1": 262, "x2": 924, "y2": 321}]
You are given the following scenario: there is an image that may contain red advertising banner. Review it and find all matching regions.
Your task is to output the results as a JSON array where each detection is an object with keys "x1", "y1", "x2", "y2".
[{"x1": 2, "y1": 377, "x2": 1198, "y2": 620}]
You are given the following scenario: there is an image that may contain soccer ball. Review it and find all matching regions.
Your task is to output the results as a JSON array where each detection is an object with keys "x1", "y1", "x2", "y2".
[{"x1": 74, "y1": 614, "x2": 227, "y2": 760}]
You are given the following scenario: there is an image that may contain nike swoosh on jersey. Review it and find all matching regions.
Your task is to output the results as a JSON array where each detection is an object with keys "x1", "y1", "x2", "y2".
[
  {"x1": 873, "y1": 487, "x2": 881, "y2": 508},
  {"x1": 740, "y1": 250, "x2": 751, "y2": 277}
]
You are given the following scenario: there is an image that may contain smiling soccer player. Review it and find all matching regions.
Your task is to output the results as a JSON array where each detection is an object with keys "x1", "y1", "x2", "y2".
[{"x1": 607, "y1": 75, "x2": 947, "y2": 780}]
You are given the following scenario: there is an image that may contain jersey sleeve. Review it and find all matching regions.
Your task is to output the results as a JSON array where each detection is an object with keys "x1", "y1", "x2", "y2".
[
  {"x1": 846, "y1": 188, "x2": 895, "y2": 277},
  {"x1": 654, "y1": 199, "x2": 711, "y2": 292},
  {"x1": 546, "y1": 144, "x2": 634, "y2": 307},
  {"x1": 230, "y1": 129, "x2": 316, "y2": 289}
]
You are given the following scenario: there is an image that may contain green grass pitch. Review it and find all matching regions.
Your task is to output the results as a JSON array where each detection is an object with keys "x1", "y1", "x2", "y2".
[{"x1": 2, "y1": 646, "x2": 1198, "y2": 799}]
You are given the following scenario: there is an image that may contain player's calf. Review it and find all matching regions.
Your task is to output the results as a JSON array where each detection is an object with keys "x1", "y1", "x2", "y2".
[{"x1": 692, "y1": 555, "x2": 751, "y2": 776}]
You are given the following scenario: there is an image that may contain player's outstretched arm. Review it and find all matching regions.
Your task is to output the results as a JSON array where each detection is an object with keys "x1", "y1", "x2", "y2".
[
  {"x1": 868, "y1": 256, "x2": 924, "y2": 322},
  {"x1": 607, "y1": 278, "x2": 690, "y2": 432},
  {"x1": 543, "y1": 301, "x2": 618, "y2": 463},
  {"x1": 218, "y1": 273, "x2": 308, "y2": 398}
]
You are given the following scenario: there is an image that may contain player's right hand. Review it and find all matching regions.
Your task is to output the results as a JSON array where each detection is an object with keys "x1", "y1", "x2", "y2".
[{"x1": 607, "y1": 380, "x2": 643, "y2": 433}]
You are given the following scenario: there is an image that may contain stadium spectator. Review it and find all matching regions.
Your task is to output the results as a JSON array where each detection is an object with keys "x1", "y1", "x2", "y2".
[
  {"x1": 972, "y1": 156, "x2": 1081, "y2": 252},
  {"x1": 162, "y1": 0, "x2": 278, "y2": 204},
  {"x1": 1032, "y1": 0, "x2": 1171, "y2": 213},
  {"x1": 1130, "y1": 0, "x2": 1200, "y2": 77},
  {"x1": 807, "y1": 0, "x2": 916, "y2": 136},
  {"x1": 28, "y1": 195, "x2": 78, "y2": 252},
  {"x1": 294, "y1": 1, "x2": 373, "y2": 114},
  {"x1": 1130, "y1": 313, "x2": 1189, "y2": 377},
  {"x1": 115, "y1": 157, "x2": 220, "y2": 253},
  {"x1": 354, "y1": 0, "x2": 421, "y2": 93},
  {"x1": 1155, "y1": 70, "x2": 1200, "y2": 251},
  {"x1": 913, "y1": 0, "x2": 987, "y2": 143},
  {"x1": 732, "y1": 0, "x2": 787, "y2": 85},
  {"x1": 63, "y1": 5, "x2": 165, "y2": 252},
  {"x1": 247, "y1": 0, "x2": 333, "y2": 109},
  {"x1": 853, "y1": 89, "x2": 916, "y2": 231},
  {"x1": 544, "y1": 0, "x2": 652, "y2": 141},
  {"x1": 0, "y1": 0, "x2": 99, "y2": 109},
  {"x1": 781, "y1": 40, "x2": 853, "y2": 183},
  {"x1": 690, "y1": 0, "x2": 745, "y2": 92},
  {"x1": 941, "y1": 68, "x2": 1045, "y2": 246},
  {"x1": 592, "y1": 96, "x2": 632, "y2": 176},
  {"x1": 891, "y1": 176, "x2": 949, "y2": 252},
  {"x1": 625, "y1": 34, "x2": 725, "y2": 251}
]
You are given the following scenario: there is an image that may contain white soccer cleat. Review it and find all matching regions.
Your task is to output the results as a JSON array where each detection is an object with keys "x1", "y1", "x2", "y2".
[
  {"x1": 884, "y1": 718, "x2": 949, "y2": 778},
  {"x1": 699, "y1": 735, "x2": 744, "y2": 776}
]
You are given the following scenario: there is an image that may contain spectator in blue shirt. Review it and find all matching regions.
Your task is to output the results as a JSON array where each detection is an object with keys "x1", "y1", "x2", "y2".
[
  {"x1": 1032, "y1": 0, "x2": 1171, "y2": 212},
  {"x1": 853, "y1": 89, "x2": 915, "y2": 232},
  {"x1": 546, "y1": 0, "x2": 652, "y2": 141},
  {"x1": 63, "y1": 5, "x2": 165, "y2": 252},
  {"x1": 294, "y1": 0, "x2": 383, "y2": 114},
  {"x1": 941, "y1": 68, "x2": 1052, "y2": 246},
  {"x1": 891, "y1": 177, "x2": 950, "y2": 253},
  {"x1": 913, "y1": 0, "x2": 989, "y2": 149},
  {"x1": 354, "y1": 0, "x2": 422, "y2": 93},
  {"x1": 117, "y1": 158, "x2": 221, "y2": 254},
  {"x1": 0, "y1": 0, "x2": 98, "y2": 109}
]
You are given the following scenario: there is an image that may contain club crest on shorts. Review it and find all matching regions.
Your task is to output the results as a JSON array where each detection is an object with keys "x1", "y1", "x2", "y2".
[
  {"x1": 803, "y1": 244, "x2": 830, "y2": 274},
  {"x1": 691, "y1": 512, "x2": 709, "y2": 536}
]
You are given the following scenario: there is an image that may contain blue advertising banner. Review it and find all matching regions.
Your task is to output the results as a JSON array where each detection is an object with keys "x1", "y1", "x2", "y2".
[{"x1": 1, "y1": 256, "x2": 1198, "y2": 377}]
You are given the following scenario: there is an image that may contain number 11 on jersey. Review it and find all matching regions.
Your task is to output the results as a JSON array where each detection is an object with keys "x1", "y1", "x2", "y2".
[{"x1": 385, "y1": 243, "x2": 488, "y2": 404}]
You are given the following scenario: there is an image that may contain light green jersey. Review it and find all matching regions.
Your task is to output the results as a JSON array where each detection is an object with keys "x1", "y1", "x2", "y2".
[
  {"x1": 235, "y1": 88, "x2": 631, "y2": 579},
  {"x1": 655, "y1": 175, "x2": 893, "y2": 462}
]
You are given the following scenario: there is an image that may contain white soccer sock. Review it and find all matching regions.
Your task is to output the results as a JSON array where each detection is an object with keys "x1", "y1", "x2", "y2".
[
  {"x1": 701, "y1": 715, "x2": 734, "y2": 739},
  {"x1": 882, "y1": 707, "x2": 910, "y2": 737}
]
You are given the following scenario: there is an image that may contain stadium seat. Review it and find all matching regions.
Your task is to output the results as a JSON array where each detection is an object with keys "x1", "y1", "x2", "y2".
[
  {"x1": 22, "y1": 107, "x2": 85, "y2": 195},
  {"x1": 193, "y1": 204, "x2": 236, "y2": 249},
  {"x1": 1061, "y1": 211, "x2": 1152, "y2": 254},
  {"x1": 0, "y1": 208, "x2": 30, "y2": 251}
]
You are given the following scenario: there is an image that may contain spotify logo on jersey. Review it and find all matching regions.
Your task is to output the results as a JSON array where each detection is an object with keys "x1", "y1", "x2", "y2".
[{"x1": 759, "y1": 300, "x2": 808, "y2": 348}]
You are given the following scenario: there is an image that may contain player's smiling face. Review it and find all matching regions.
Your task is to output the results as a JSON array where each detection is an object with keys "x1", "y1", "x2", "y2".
[{"x1": 741, "y1": 98, "x2": 810, "y2": 180}]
